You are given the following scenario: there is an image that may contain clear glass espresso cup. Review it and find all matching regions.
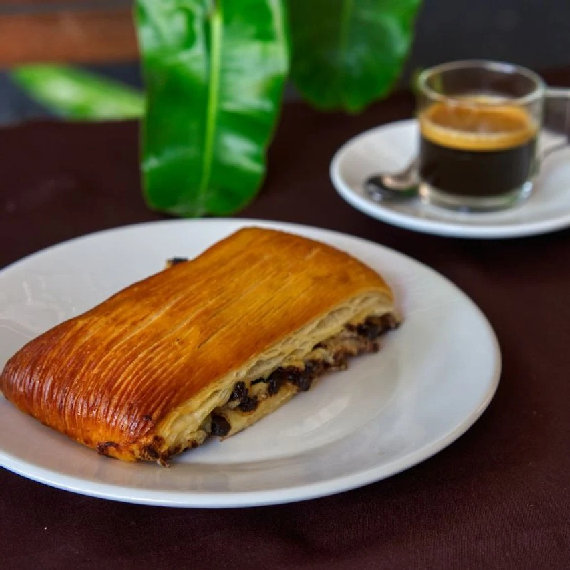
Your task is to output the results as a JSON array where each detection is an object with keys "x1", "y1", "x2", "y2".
[{"x1": 416, "y1": 60, "x2": 566, "y2": 212}]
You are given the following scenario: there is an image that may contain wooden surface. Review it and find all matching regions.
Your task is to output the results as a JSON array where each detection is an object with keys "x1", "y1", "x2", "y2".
[{"x1": 0, "y1": 1, "x2": 137, "y2": 66}]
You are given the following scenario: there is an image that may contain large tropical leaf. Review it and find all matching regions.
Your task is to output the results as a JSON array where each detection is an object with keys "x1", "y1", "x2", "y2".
[
  {"x1": 135, "y1": 0, "x2": 289, "y2": 217},
  {"x1": 288, "y1": 0, "x2": 421, "y2": 112},
  {"x1": 10, "y1": 65, "x2": 145, "y2": 120}
]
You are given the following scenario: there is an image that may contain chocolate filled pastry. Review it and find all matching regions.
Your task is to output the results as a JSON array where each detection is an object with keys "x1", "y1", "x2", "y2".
[{"x1": 0, "y1": 227, "x2": 401, "y2": 465}]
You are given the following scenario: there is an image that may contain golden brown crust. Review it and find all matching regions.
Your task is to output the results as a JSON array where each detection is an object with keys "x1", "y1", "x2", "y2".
[{"x1": 0, "y1": 227, "x2": 397, "y2": 462}]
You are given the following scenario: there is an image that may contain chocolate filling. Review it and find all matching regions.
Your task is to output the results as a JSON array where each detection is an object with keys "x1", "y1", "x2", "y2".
[
  {"x1": 166, "y1": 257, "x2": 188, "y2": 267},
  {"x1": 228, "y1": 381, "x2": 247, "y2": 402},
  {"x1": 210, "y1": 314, "x2": 399, "y2": 432},
  {"x1": 238, "y1": 396, "x2": 259, "y2": 412},
  {"x1": 211, "y1": 414, "x2": 231, "y2": 436}
]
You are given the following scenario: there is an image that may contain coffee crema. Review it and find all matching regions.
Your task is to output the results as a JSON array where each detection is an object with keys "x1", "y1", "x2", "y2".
[{"x1": 418, "y1": 100, "x2": 538, "y2": 198}]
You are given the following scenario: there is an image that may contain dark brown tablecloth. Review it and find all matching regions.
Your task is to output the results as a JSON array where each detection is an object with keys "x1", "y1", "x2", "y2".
[{"x1": 1, "y1": 81, "x2": 569, "y2": 569}]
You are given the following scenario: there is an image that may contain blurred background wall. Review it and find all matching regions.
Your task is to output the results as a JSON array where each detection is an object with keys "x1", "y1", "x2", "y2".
[
  {"x1": 0, "y1": 0, "x2": 569, "y2": 123},
  {"x1": 408, "y1": 0, "x2": 570, "y2": 71}
]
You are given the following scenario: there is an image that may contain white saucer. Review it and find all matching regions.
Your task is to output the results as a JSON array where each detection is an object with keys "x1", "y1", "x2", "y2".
[{"x1": 330, "y1": 119, "x2": 570, "y2": 238}]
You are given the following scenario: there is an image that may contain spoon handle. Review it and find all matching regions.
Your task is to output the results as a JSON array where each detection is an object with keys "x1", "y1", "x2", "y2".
[{"x1": 363, "y1": 157, "x2": 419, "y2": 202}]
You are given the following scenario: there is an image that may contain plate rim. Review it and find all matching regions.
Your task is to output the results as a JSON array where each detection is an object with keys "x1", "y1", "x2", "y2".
[
  {"x1": 330, "y1": 119, "x2": 570, "y2": 239},
  {"x1": 0, "y1": 218, "x2": 502, "y2": 507}
]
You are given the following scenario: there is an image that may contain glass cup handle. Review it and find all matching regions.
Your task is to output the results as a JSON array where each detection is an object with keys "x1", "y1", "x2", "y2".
[{"x1": 542, "y1": 88, "x2": 570, "y2": 159}]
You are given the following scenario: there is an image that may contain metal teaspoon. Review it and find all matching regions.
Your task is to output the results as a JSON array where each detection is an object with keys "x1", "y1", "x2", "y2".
[{"x1": 364, "y1": 158, "x2": 419, "y2": 201}]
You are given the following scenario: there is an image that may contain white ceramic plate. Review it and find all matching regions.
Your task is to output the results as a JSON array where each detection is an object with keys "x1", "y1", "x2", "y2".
[
  {"x1": 331, "y1": 119, "x2": 570, "y2": 238},
  {"x1": 0, "y1": 219, "x2": 500, "y2": 507}
]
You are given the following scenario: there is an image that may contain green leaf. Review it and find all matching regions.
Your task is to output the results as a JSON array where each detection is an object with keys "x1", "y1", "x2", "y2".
[
  {"x1": 10, "y1": 65, "x2": 145, "y2": 120},
  {"x1": 288, "y1": 0, "x2": 421, "y2": 113},
  {"x1": 135, "y1": 0, "x2": 289, "y2": 217}
]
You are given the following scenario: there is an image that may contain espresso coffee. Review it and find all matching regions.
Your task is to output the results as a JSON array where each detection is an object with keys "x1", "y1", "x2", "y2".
[{"x1": 419, "y1": 100, "x2": 538, "y2": 198}]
